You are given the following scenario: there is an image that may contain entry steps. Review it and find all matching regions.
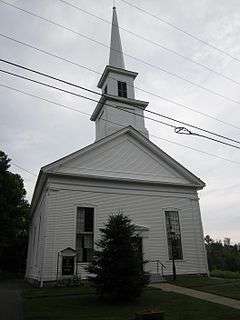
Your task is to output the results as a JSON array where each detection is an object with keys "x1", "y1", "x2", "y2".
[{"x1": 149, "y1": 273, "x2": 166, "y2": 283}]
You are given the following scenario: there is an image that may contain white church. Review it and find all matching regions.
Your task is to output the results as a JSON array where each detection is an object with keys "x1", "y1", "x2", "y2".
[{"x1": 26, "y1": 7, "x2": 208, "y2": 286}]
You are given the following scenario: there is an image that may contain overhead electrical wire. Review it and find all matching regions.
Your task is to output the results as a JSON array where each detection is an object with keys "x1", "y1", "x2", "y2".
[
  {"x1": 11, "y1": 162, "x2": 37, "y2": 177},
  {"x1": 1, "y1": 66, "x2": 240, "y2": 150},
  {"x1": 0, "y1": 33, "x2": 239, "y2": 131},
  {"x1": 1, "y1": 82, "x2": 240, "y2": 166},
  {"x1": 118, "y1": 0, "x2": 240, "y2": 64},
  {"x1": 0, "y1": 3, "x2": 239, "y2": 187},
  {"x1": 1, "y1": 57, "x2": 240, "y2": 146},
  {"x1": 0, "y1": 68, "x2": 176, "y2": 130},
  {"x1": 2, "y1": 1, "x2": 240, "y2": 110},
  {"x1": 57, "y1": 0, "x2": 240, "y2": 88}
]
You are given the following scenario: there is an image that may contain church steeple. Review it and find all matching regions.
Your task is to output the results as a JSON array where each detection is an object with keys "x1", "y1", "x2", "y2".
[
  {"x1": 91, "y1": 6, "x2": 149, "y2": 141},
  {"x1": 109, "y1": 7, "x2": 125, "y2": 69}
]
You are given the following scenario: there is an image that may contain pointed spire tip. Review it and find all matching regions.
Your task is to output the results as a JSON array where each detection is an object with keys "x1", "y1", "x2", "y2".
[{"x1": 109, "y1": 3, "x2": 125, "y2": 69}]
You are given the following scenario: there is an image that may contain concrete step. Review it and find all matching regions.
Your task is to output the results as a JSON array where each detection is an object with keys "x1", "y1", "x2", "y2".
[{"x1": 149, "y1": 273, "x2": 166, "y2": 283}]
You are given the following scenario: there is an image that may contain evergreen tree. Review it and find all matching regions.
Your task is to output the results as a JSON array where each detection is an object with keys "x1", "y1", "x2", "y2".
[
  {"x1": 0, "y1": 151, "x2": 30, "y2": 273},
  {"x1": 87, "y1": 213, "x2": 149, "y2": 301},
  {"x1": 205, "y1": 235, "x2": 240, "y2": 272}
]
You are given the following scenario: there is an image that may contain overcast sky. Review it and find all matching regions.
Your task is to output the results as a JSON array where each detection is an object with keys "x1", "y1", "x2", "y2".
[{"x1": 0, "y1": 0, "x2": 240, "y2": 243}]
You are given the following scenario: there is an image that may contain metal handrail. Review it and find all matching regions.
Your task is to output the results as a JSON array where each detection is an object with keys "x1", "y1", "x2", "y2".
[{"x1": 148, "y1": 259, "x2": 166, "y2": 277}]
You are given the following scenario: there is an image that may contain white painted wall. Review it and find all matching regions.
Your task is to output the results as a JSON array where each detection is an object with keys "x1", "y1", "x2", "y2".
[
  {"x1": 38, "y1": 176, "x2": 208, "y2": 283},
  {"x1": 101, "y1": 72, "x2": 135, "y2": 99},
  {"x1": 25, "y1": 187, "x2": 48, "y2": 284},
  {"x1": 95, "y1": 101, "x2": 148, "y2": 141},
  {"x1": 57, "y1": 134, "x2": 191, "y2": 185}
]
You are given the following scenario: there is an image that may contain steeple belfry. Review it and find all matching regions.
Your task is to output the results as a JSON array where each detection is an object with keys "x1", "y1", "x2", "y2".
[
  {"x1": 91, "y1": 6, "x2": 149, "y2": 141},
  {"x1": 109, "y1": 7, "x2": 125, "y2": 69}
]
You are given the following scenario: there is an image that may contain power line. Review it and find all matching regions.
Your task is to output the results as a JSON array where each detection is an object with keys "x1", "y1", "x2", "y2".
[
  {"x1": 150, "y1": 134, "x2": 240, "y2": 166},
  {"x1": 0, "y1": 58, "x2": 102, "y2": 99},
  {"x1": 1, "y1": 57, "x2": 240, "y2": 146},
  {"x1": 2, "y1": 1, "x2": 240, "y2": 110},
  {"x1": 0, "y1": 58, "x2": 100, "y2": 97},
  {"x1": 0, "y1": 67, "x2": 176, "y2": 130},
  {"x1": 118, "y1": 0, "x2": 240, "y2": 64},
  {"x1": 1, "y1": 67, "x2": 240, "y2": 150},
  {"x1": 57, "y1": 0, "x2": 240, "y2": 88},
  {"x1": 174, "y1": 127, "x2": 240, "y2": 150},
  {"x1": 11, "y1": 162, "x2": 37, "y2": 177},
  {"x1": 0, "y1": 33, "x2": 239, "y2": 131},
  {"x1": 1, "y1": 82, "x2": 240, "y2": 166},
  {"x1": 0, "y1": 83, "x2": 92, "y2": 117},
  {"x1": 145, "y1": 108, "x2": 240, "y2": 145}
]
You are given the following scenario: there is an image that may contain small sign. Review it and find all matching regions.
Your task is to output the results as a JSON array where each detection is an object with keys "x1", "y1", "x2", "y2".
[{"x1": 62, "y1": 256, "x2": 74, "y2": 275}]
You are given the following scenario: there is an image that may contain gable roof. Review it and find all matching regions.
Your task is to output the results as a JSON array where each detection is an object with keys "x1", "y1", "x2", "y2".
[
  {"x1": 42, "y1": 126, "x2": 204, "y2": 185},
  {"x1": 31, "y1": 126, "x2": 205, "y2": 213}
]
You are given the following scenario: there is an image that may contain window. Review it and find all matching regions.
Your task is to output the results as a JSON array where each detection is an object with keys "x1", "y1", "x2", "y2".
[
  {"x1": 165, "y1": 211, "x2": 183, "y2": 260},
  {"x1": 117, "y1": 81, "x2": 127, "y2": 98},
  {"x1": 104, "y1": 85, "x2": 108, "y2": 94},
  {"x1": 76, "y1": 207, "x2": 94, "y2": 262}
]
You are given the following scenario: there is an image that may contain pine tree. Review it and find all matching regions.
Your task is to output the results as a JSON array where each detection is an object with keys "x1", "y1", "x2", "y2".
[
  {"x1": 0, "y1": 151, "x2": 30, "y2": 273},
  {"x1": 87, "y1": 213, "x2": 149, "y2": 301}
]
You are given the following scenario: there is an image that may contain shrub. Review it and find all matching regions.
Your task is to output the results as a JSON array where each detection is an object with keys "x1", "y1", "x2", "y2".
[{"x1": 87, "y1": 213, "x2": 149, "y2": 301}]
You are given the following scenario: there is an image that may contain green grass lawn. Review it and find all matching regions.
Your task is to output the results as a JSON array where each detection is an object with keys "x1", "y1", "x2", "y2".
[
  {"x1": 170, "y1": 276, "x2": 240, "y2": 300},
  {"x1": 211, "y1": 270, "x2": 240, "y2": 279},
  {"x1": 23, "y1": 285, "x2": 240, "y2": 320}
]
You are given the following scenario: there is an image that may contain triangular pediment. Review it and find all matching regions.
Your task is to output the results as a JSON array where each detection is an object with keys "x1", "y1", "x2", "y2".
[{"x1": 43, "y1": 127, "x2": 204, "y2": 188}]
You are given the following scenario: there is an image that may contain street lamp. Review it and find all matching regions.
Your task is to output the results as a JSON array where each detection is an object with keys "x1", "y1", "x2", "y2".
[{"x1": 170, "y1": 230, "x2": 176, "y2": 281}]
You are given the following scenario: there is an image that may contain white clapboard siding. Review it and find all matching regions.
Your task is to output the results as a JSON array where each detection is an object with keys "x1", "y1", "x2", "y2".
[
  {"x1": 56, "y1": 134, "x2": 191, "y2": 185},
  {"x1": 40, "y1": 177, "x2": 208, "y2": 282},
  {"x1": 25, "y1": 188, "x2": 48, "y2": 282}
]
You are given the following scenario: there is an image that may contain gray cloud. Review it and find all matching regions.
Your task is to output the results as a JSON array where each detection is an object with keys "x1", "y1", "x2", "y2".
[{"x1": 0, "y1": 0, "x2": 239, "y2": 242}]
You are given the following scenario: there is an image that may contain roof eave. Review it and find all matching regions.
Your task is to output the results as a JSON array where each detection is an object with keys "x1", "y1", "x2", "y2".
[
  {"x1": 90, "y1": 95, "x2": 149, "y2": 121},
  {"x1": 127, "y1": 129, "x2": 206, "y2": 188},
  {"x1": 30, "y1": 170, "x2": 47, "y2": 217},
  {"x1": 97, "y1": 65, "x2": 138, "y2": 88},
  {"x1": 47, "y1": 170, "x2": 204, "y2": 189}
]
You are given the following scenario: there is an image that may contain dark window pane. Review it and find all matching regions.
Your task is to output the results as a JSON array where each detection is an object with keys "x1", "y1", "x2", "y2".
[
  {"x1": 84, "y1": 208, "x2": 94, "y2": 232},
  {"x1": 76, "y1": 234, "x2": 84, "y2": 262},
  {"x1": 76, "y1": 208, "x2": 94, "y2": 262},
  {"x1": 165, "y1": 211, "x2": 183, "y2": 260},
  {"x1": 104, "y1": 85, "x2": 107, "y2": 94},
  {"x1": 118, "y1": 81, "x2": 127, "y2": 98}
]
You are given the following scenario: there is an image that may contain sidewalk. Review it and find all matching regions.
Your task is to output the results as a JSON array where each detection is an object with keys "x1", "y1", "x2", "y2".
[{"x1": 150, "y1": 283, "x2": 240, "y2": 310}]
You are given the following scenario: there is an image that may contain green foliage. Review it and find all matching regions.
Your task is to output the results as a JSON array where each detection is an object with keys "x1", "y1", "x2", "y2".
[
  {"x1": 205, "y1": 235, "x2": 240, "y2": 272},
  {"x1": 0, "y1": 150, "x2": 30, "y2": 273},
  {"x1": 210, "y1": 269, "x2": 240, "y2": 279},
  {"x1": 87, "y1": 213, "x2": 149, "y2": 302}
]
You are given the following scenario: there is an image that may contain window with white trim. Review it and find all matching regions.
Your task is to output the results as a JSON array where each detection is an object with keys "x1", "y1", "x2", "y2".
[
  {"x1": 165, "y1": 210, "x2": 183, "y2": 260},
  {"x1": 76, "y1": 207, "x2": 94, "y2": 262}
]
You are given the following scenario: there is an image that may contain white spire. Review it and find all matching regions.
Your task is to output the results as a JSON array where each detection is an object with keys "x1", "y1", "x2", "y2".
[{"x1": 109, "y1": 7, "x2": 125, "y2": 69}]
